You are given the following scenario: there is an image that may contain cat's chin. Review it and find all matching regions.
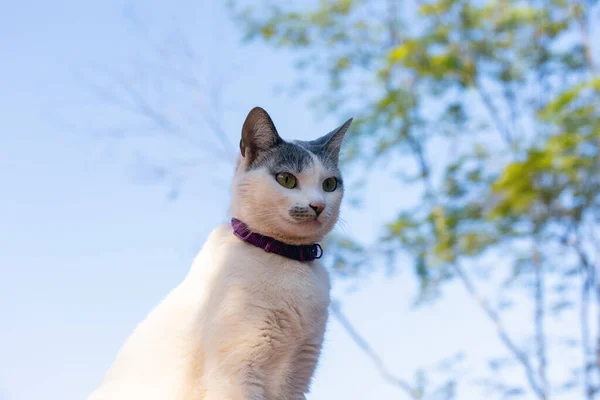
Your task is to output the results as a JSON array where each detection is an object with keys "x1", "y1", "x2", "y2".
[
  {"x1": 279, "y1": 218, "x2": 332, "y2": 244},
  {"x1": 294, "y1": 218, "x2": 322, "y2": 227},
  {"x1": 285, "y1": 217, "x2": 324, "y2": 232}
]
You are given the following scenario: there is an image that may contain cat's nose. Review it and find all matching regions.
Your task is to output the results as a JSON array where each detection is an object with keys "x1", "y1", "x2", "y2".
[{"x1": 309, "y1": 202, "x2": 325, "y2": 217}]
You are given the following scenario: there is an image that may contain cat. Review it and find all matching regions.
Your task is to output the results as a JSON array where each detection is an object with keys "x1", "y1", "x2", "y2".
[{"x1": 89, "y1": 107, "x2": 352, "y2": 400}]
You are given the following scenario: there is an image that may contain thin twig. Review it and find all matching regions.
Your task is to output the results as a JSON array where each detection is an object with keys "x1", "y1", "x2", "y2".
[
  {"x1": 572, "y1": 234, "x2": 598, "y2": 399},
  {"x1": 581, "y1": 262, "x2": 593, "y2": 400},
  {"x1": 330, "y1": 299, "x2": 422, "y2": 399},
  {"x1": 387, "y1": 0, "x2": 399, "y2": 46},
  {"x1": 474, "y1": 80, "x2": 514, "y2": 147},
  {"x1": 570, "y1": 0, "x2": 597, "y2": 75},
  {"x1": 594, "y1": 109, "x2": 600, "y2": 398},
  {"x1": 80, "y1": 10, "x2": 234, "y2": 161},
  {"x1": 450, "y1": 262, "x2": 546, "y2": 399},
  {"x1": 533, "y1": 247, "x2": 549, "y2": 397}
]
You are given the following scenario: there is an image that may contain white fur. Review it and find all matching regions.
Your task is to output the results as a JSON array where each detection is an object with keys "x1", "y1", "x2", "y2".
[
  {"x1": 89, "y1": 223, "x2": 330, "y2": 400},
  {"x1": 89, "y1": 156, "x2": 340, "y2": 399}
]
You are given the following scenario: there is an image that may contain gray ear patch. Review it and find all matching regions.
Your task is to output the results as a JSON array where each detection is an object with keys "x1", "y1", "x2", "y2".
[{"x1": 296, "y1": 118, "x2": 353, "y2": 168}]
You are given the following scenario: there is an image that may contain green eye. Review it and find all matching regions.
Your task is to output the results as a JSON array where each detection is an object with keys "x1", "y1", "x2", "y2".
[
  {"x1": 322, "y1": 177, "x2": 338, "y2": 192},
  {"x1": 276, "y1": 173, "x2": 297, "y2": 189}
]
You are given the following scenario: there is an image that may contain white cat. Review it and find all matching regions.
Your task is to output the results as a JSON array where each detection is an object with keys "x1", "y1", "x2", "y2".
[{"x1": 89, "y1": 107, "x2": 352, "y2": 400}]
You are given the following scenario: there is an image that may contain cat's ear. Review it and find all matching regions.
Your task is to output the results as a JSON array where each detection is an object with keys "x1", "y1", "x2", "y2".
[
  {"x1": 240, "y1": 107, "x2": 282, "y2": 163},
  {"x1": 311, "y1": 118, "x2": 353, "y2": 164}
]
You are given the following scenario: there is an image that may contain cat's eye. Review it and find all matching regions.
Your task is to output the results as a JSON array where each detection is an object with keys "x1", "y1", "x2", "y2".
[
  {"x1": 322, "y1": 177, "x2": 338, "y2": 192},
  {"x1": 276, "y1": 173, "x2": 297, "y2": 189}
]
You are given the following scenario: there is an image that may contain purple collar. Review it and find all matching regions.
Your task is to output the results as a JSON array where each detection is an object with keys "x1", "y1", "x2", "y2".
[{"x1": 231, "y1": 218, "x2": 323, "y2": 262}]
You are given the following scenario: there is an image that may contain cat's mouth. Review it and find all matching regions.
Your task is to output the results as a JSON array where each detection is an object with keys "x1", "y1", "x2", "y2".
[
  {"x1": 298, "y1": 218, "x2": 321, "y2": 225},
  {"x1": 286, "y1": 216, "x2": 323, "y2": 226}
]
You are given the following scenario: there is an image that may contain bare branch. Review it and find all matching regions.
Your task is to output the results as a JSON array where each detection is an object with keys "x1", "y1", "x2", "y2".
[
  {"x1": 570, "y1": 0, "x2": 597, "y2": 75},
  {"x1": 79, "y1": 4, "x2": 237, "y2": 178},
  {"x1": 387, "y1": 0, "x2": 400, "y2": 46},
  {"x1": 473, "y1": 80, "x2": 514, "y2": 147},
  {"x1": 82, "y1": 63, "x2": 230, "y2": 159},
  {"x1": 450, "y1": 262, "x2": 546, "y2": 399},
  {"x1": 533, "y1": 247, "x2": 549, "y2": 397},
  {"x1": 330, "y1": 299, "x2": 423, "y2": 399},
  {"x1": 571, "y1": 233, "x2": 599, "y2": 399},
  {"x1": 581, "y1": 262, "x2": 593, "y2": 400}
]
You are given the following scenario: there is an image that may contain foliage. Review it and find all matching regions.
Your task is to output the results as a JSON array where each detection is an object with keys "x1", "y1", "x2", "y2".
[{"x1": 230, "y1": 0, "x2": 600, "y2": 398}]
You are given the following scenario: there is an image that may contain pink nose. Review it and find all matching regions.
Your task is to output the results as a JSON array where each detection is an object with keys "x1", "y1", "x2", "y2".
[{"x1": 309, "y1": 202, "x2": 325, "y2": 216}]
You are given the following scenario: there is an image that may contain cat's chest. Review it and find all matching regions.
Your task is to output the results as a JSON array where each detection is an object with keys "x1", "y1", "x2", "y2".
[
  {"x1": 222, "y1": 243, "x2": 329, "y2": 303},
  {"x1": 192, "y1": 225, "x2": 330, "y2": 316}
]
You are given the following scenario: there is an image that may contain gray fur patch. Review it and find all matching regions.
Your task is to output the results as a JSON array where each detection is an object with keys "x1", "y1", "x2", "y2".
[
  {"x1": 294, "y1": 140, "x2": 338, "y2": 171},
  {"x1": 247, "y1": 142, "x2": 314, "y2": 174}
]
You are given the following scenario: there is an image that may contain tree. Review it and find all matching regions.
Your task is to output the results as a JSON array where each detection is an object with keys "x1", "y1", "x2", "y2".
[{"x1": 229, "y1": 0, "x2": 600, "y2": 398}]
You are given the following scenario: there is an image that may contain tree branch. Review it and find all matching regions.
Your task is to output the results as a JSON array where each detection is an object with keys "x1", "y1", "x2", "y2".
[
  {"x1": 533, "y1": 247, "x2": 549, "y2": 397},
  {"x1": 581, "y1": 261, "x2": 594, "y2": 400},
  {"x1": 473, "y1": 79, "x2": 514, "y2": 147},
  {"x1": 450, "y1": 262, "x2": 546, "y2": 399},
  {"x1": 387, "y1": 0, "x2": 400, "y2": 46},
  {"x1": 570, "y1": 0, "x2": 597, "y2": 76},
  {"x1": 330, "y1": 299, "x2": 422, "y2": 399},
  {"x1": 80, "y1": 5, "x2": 236, "y2": 171},
  {"x1": 572, "y1": 234, "x2": 599, "y2": 399}
]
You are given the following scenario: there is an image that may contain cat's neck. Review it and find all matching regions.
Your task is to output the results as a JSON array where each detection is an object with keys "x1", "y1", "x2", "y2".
[{"x1": 231, "y1": 218, "x2": 323, "y2": 262}]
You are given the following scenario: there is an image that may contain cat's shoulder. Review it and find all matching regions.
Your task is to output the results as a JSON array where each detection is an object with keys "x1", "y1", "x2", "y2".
[
  {"x1": 188, "y1": 224, "x2": 235, "y2": 266},
  {"x1": 206, "y1": 223, "x2": 236, "y2": 243}
]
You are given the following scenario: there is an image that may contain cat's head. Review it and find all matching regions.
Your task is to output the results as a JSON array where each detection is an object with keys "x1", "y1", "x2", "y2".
[{"x1": 230, "y1": 107, "x2": 352, "y2": 245}]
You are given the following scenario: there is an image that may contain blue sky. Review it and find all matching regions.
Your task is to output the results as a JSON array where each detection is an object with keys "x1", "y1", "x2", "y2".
[{"x1": 0, "y1": 1, "x2": 582, "y2": 399}]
